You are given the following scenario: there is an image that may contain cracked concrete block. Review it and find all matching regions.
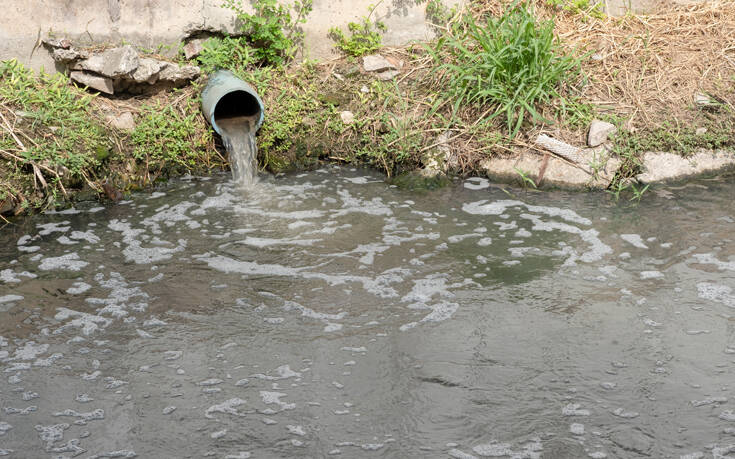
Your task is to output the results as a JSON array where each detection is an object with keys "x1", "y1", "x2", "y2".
[
  {"x1": 636, "y1": 150, "x2": 735, "y2": 183},
  {"x1": 74, "y1": 45, "x2": 139, "y2": 78},
  {"x1": 70, "y1": 71, "x2": 114, "y2": 95}
]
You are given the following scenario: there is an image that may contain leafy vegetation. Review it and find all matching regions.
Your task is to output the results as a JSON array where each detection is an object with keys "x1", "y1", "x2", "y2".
[
  {"x1": 131, "y1": 98, "x2": 216, "y2": 181},
  {"x1": 329, "y1": 4, "x2": 387, "y2": 57},
  {"x1": 546, "y1": 0, "x2": 605, "y2": 18},
  {"x1": 429, "y1": 1, "x2": 584, "y2": 137},
  {"x1": 0, "y1": 59, "x2": 110, "y2": 205}
]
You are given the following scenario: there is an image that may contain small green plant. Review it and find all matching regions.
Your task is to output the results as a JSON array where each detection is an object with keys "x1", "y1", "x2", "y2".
[
  {"x1": 131, "y1": 99, "x2": 214, "y2": 179},
  {"x1": 426, "y1": 0, "x2": 458, "y2": 27},
  {"x1": 329, "y1": 3, "x2": 387, "y2": 57},
  {"x1": 546, "y1": 0, "x2": 605, "y2": 19},
  {"x1": 221, "y1": 0, "x2": 312, "y2": 66},
  {"x1": 514, "y1": 167, "x2": 538, "y2": 188},
  {"x1": 0, "y1": 59, "x2": 109, "y2": 199},
  {"x1": 429, "y1": 1, "x2": 584, "y2": 137},
  {"x1": 196, "y1": 36, "x2": 256, "y2": 74}
]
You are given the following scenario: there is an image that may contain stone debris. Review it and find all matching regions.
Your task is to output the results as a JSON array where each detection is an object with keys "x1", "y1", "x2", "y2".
[
  {"x1": 694, "y1": 92, "x2": 713, "y2": 107},
  {"x1": 636, "y1": 150, "x2": 735, "y2": 184},
  {"x1": 696, "y1": 127, "x2": 708, "y2": 135},
  {"x1": 72, "y1": 45, "x2": 140, "y2": 78},
  {"x1": 480, "y1": 147, "x2": 620, "y2": 190},
  {"x1": 45, "y1": 41, "x2": 200, "y2": 95},
  {"x1": 339, "y1": 111, "x2": 355, "y2": 125},
  {"x1": 131, "y1": 58, "x2": 166, "y2": 84},
  {"x1": 105, "y1": 112, "x2": 136, "y2": 132},
  {"x1": 587, "y1": 120, "x2": 617, "y2": 147},
  {"x1": 375, "y1": 70, "x2": 400, "y2": 81},
  {"x1": 69, "y1": 71, "x2": 114, "y2": 95},
  {"x1": 362, "y1": 54, "x2": 396, "y2": 73},
  {"x1": 183, "y1": 40, "x2": 204, "y2": 60}
]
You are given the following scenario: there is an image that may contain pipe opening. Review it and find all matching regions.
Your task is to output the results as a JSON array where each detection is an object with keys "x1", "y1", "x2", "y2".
[{"x1": 213, "y1": 90, "x2": 262, "y2": 124}]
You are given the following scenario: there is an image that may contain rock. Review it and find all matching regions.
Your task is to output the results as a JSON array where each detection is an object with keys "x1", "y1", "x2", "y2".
[
  {"x1": 587, "y1": 120, "x2": 617, "y2": 147},
  {"x1": 696, "y1": 127, "x2": 708, "y2": 135},
  {"x1": 480, "y1": 148, "x2": 620, "y2": 190},
  {"x1": 52, "y1": 48, "x2": 86, "y2": 63},
  {"x1": 157, "y1": 63, "x2": 201, "y2": 83},
  {"x1": 42, "y1": 38, "x2": 72, "y2": 49},
  {"x1": 362, "y1": 54, "x2": 396, "y2": 73},
  {"x1": 106, "y1": 112, "x2": 136, "y2": 132},
  {"x1": 70, "y1": 71, "x2": 114, "y2": 95},
  {"x1": 636, "y1": 150, "x2": 735, "y2": 184},
  {"x1": 131, "y1": 58, "x2": 165, "y2": 84},
  {"x1": 694, "y1": 92, "x2": 712, "y2": 107},
  {"x1": 375, "y1": 70, "x2": 400, "y2": 81},
  {"x1": 183, "y1": 40, "x2": 204, "y2": 60},
  {"x1": 73, "y1": 45, "x2": 139, "y2": 78},
  {"x1": 360, "y1": 85, "x2": 369, "y2": 94},
  {"x1": 339, "y1": 110, "x2": 355, "y2": 125}
]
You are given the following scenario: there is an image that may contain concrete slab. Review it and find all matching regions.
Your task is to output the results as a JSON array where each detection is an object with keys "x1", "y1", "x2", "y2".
[{"x1": 636, "y1": 150, "x2": 735, "y2": 183}]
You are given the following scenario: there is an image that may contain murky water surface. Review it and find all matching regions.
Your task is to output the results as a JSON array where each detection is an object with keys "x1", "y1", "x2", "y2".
[{"x1": 2, "y1": 168, "x2": 735, "y2": 458}]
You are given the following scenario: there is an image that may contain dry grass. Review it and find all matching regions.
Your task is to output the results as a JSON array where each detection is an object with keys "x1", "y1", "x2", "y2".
[{"x1": 552, "y1": 0, "x2": 735, "y2": 129}]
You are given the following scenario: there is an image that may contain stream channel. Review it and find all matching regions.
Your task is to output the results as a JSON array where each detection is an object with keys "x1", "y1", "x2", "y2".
[{"x1": 1, "y1": 168, "x2": 735, "y2": 458}]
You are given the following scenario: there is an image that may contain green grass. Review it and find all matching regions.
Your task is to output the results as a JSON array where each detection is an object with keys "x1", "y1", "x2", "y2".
[
  {"x1": 329, "y1": 4, "x2": 387, "y2": 57},
  {"x1": 429, "y1": 1, "x2": 584, "y2": 137},
  {"x1": 131, "y1": 97, "x2": 215, "y2": 180},
  {"x1": 0, "y1": 59, "x2": 110, "y2": 201}
]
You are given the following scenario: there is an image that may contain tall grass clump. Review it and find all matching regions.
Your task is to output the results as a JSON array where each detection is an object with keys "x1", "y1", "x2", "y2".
[{"x1": 430, "y1": 1, "x2": 583, "y2": 137}]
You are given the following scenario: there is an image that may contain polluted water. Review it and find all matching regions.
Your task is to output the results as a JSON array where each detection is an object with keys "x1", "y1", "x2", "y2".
[
  {"x1": 2, "y1": 168, "x2": 735, "y2": 458},
  {"x1": 218, "y1": 116, "x2": 258, "y2": 187}
]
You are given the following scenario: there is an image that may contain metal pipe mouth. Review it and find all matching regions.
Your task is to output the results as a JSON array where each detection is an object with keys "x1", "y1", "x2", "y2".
[{"x1": 214, "y1": 90, "x2": 262, "y2": 121}]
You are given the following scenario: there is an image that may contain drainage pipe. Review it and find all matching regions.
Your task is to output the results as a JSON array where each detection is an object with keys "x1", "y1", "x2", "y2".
[{"x1": 201, "y1": 70, "x2": 265, "y2": 135}]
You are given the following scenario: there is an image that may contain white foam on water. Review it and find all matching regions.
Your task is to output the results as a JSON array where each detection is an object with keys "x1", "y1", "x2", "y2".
[
  {"x1": 211, "y1": 429, "x2": 227, "y2": 439},
  {"x1": 0, "y1": 422, "x2": 12, "y2": 436},
  {"x1": 196, "y1": 253, "x2": 400, "y2": 298},
  {"x1": 334, "y1": 189, "x2": 392, "y2": 217},
  {"x1": 464, "y1": 177, "x2": 490, "y2": 190},
  {"x1": 691, "y1": 253, "x2": 735, "y2": 271},
  {"x1": 54, "y1": 308, "x2": 112, "y2": 335},
  {"x1": 36, "y1": 222, "x2": 71, "y2": 236},
  {"x1": 640, "y1": 271, "x2": 664, "y2": 280},
  {"x1": 67, "y1": 282, "x2": 92, "y2": 295},
  {"x1": 0, "y1": 294, "x2": 23, "y2": 304},
  {"x1": 9, "y1": 341, "x2": 49, "y2": 361},
  {"x1": 620, "y1": 234, "x2": 648, "y2": 249},
  {"x1": 38, "y1": 253, "x2": 88, "y2": 271},
  {"x1": 0, "y1": 269, "x2": 36, "y2": 283},
  {"x1": 287, "y1": 425, "x2": 306, "y2": 436},
  {"x1": 697, "y1": 282, "x2": 735, "y2": 308},
  {"x1": 108, "y1": 219, "x2": 186, "y2": 264},
  {"x1": 260, "y1": 391, "x2": 295, "y2": 410},
  {"x1": 205, "y1": 398, "x2": 247, "y2": 419},
  {"x1": 236, "y1": 236, "x2": 321, "y2": 248}
]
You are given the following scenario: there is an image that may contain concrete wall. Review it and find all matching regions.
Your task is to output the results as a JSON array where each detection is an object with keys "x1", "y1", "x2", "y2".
[
  {"x1": 1, "y1": 0, "x2": 696, "y2": 73},
  {"x1": 1, "y1": 0, "x2": 454, "y2": 73}
]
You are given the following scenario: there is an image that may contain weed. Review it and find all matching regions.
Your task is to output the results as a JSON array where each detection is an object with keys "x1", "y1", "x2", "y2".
[
  {"x1": 131, "y1": 97, "x2": 215, "y2": 182},
  {"x1": 0, "y1": 59, "x2": 109, "y2": 201},
  {"x1": 222, "y1": 0, "x2": 312, "y2": 66},
  {"x1": 514, "y1": 167, "x2": 538, "y2": 188},
  {"x1": 429, "y1": 1, "x2": 584, "y2": 138},
  {"x1": 196, "y1": 36, "x2": 256, "y2": 74},
  {"x1": 546, "y1": 0, "x2": 605, "y2": 18},
  {"x1": 329, "y1": 3, "x2": 387, "y2": 57}
]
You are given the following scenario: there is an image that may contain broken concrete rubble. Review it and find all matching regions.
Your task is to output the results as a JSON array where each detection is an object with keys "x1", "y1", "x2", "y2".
[
  {"x1": 362, "y1": 54, "x2": 396, "y2": 73},
  {"x1": 480, "y1": 149, "x2": 620, "y2": 190},
  {"x1": 45, "y1": 41, "x2": 200, "y2": 95},
  {"x1": 587, "y1": 120, "x2": 617, "y2": 147},
  {"x1": 69, "y1": 71, "x2": 114, "y2": 95},
  {"x1": 636, "y1": 150, "x2": 735, "y2": 183}
]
